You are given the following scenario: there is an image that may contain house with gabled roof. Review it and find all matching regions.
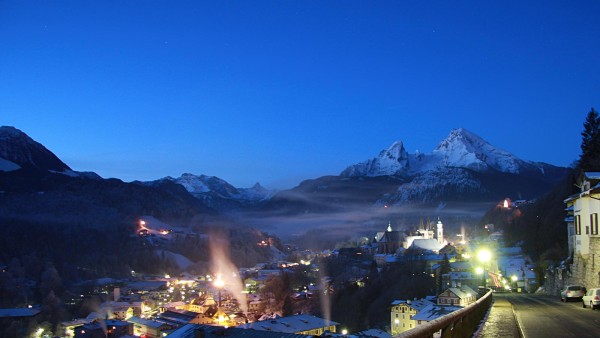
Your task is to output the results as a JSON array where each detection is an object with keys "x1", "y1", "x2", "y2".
[
  {"x1": 561, "y1": 171, "x2": 600, "y2": 291},
  {"x1": 127, "y1": 316, "x2": 174, "y2": 338},
  {"x1": 437, "y1": 285, "x2": 477, "y2": 307}
]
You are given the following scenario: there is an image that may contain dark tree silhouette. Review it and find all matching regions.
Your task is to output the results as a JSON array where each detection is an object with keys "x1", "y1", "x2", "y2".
[
  {"x1": 282, "y1": 295, "x2": 294, "y2": 317},
  {"x1": 580, "y1": 108, "x2": 600, "y2": 170}
]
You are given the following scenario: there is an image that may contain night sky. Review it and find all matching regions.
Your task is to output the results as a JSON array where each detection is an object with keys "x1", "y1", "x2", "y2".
[{"x1": 2, "y1": 1, "x2": 599, "y2": 188}]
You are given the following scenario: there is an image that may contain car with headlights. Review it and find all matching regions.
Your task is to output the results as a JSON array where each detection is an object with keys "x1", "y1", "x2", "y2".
[
  {"x1": 582, "y1": 288, "x2": 600, "y2": 309},
  {"x1": 561, "y1": 285, "x2": 585, "y2": 302}
]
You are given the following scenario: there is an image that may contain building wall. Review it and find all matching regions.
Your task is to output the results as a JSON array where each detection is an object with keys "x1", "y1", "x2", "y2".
[
  {"x1": 299, "y1": 325, "x2": 337, "y2": 335},
  {"x1": 546, "y1": 238, "x2": 600, "y2": 295},
  {"x1": 390, "y1": 304, "x2": 417, "y2": 335},
  {"x1": 549, "y1": 177, "x2": 600, "y2": 295}
]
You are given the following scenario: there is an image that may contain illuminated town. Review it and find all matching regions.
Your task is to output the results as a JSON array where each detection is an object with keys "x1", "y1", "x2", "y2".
[{"x1": 1, "y1": 1, "x2": 598, "y2": 335}]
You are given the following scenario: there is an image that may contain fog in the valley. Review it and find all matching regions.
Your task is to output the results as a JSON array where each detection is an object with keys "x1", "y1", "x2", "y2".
[{"x1": 236, "y1": 189, "x2": 499, "y2": 249}]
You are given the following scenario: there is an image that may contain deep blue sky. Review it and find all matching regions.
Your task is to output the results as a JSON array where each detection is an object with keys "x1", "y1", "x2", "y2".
[{"x1": 1, "y1": 1, "x2": 599, "y2": 188}]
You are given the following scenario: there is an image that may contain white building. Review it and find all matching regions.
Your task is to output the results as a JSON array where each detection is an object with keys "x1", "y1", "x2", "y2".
[
  {"x1": 564, "y1": 172, "x2": 600, "y2": 288},
  {"x1": 404, "y1": 218, "x2": 445, "y2": 250}
]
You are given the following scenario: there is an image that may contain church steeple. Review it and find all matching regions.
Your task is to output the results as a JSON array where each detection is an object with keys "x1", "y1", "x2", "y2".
[
  {"x1": 436, "y1": 217, "x2": 444, "y2": 244},
  {"x1": 387, "y1": 221, "x2": 392, "y2": 232}
]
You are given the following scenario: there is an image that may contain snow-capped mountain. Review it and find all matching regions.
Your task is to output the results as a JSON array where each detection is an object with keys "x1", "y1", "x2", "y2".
[
  {"x1": 0, "y1": 126, "x2": 72, "y2": 173},
  {"x1": 156, "y1": 173, "x2": 275, "y2": 211},
  {"x1": 262, "y1": 128, "x2": 571, "y2": 211},
  {"x1": 342, "y1": 128, "x2": 552, "y2": 177},
  {"x1": 341, "y1": 141, "x2": 410, "y2": 177}
]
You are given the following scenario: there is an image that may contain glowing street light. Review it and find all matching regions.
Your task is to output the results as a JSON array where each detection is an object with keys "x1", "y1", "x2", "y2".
[
  {"x1": 214, "y1": 274, "x2": 225, "y2": 308},
  {"x1": 477, "y1": 249, "x2": 491, "y2": 263},
  {"x1": 477, "y1": 249, "x2": 491, "y2": 288}
]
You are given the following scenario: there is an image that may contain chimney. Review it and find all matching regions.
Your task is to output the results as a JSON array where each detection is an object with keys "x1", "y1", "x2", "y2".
[{"x1": 114, "y1": 287, "x2": 120, "y2": 302}]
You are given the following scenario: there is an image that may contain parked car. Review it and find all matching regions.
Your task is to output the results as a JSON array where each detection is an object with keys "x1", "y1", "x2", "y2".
[
  {"x1": 561, "y1": 285, "x2": 585, "y2": 302},
  {"x1": 582, "y1": 288, "x2": 600, "y2": 309}
]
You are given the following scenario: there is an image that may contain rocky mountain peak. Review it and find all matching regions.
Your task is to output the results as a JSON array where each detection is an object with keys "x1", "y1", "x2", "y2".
[
  {"x1": 433, "y1": 128, "x2": 521, "y2": 173},
  {"x1": 341, "y1": 140, "x2": 410, "y2": 177},
  {"x1": 0, "y1": 126, "x2": 71, "y2": 172},
  {"x1": 342, "y1": 128, "x2": 552, "y2": 177},
  {"x1": 434, "y1": 128, "x2": 486, "y2": 152}
]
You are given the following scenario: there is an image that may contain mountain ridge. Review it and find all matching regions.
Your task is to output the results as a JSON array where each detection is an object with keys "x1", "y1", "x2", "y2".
[
  {"x1": 0, "y1": 126, "x2": 72, "y2": 173},
  {"x1": 341, "y1": 128, "x2": 562, "y2": 178}
]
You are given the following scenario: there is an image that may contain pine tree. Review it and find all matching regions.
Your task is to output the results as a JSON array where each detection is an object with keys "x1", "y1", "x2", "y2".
[
  {"x1": 436, "y1": 254, "x2": 451, "y2": 294},
  {"x1": 580, "y1": 108, "x2": 600, "y2": 170}
]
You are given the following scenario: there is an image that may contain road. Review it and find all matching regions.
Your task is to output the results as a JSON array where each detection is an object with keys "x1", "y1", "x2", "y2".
[{"x1": 497, "y1": 292, "x2": 600, "y2": 337}]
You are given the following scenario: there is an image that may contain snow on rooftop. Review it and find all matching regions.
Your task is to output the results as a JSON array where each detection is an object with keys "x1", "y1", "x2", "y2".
[
  {"x1": 412, "y1": 305, "x2": 461, "y2": 321},
  {"x1": 0, "y1": 308, "x2": 41, "y2": 317},
  {"x1": 391, "y1": 299, "x2": 433, "y2": 312},
  {"x1": 411, "y1": 238, "x2": 445, "y2": 252},
  {"x1": 584, "y1": 172, "x2": 600, "y2": 180},
  {"x1": 238, "y1": 314, "x2": 338, "y2": 333},
  {"x1": 354, "y1": 329, "x2": 392, "y2": 338}
]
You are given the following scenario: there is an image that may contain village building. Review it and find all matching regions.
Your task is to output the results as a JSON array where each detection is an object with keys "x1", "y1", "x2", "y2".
[
  {"x1": 411, "y1": 304, "x2": 461, "y2": 337},
  {"x1": 128, "y1": 316, "x2": 174, "y2": 338},
  {"x1": 168, "y1": 324, "x2": 312, "y2": 338},
  {"x1": 375, "y1": 219, "x2": 447, "y2": 255},
  {"x1": 73, "y1": 319, "x2": 133, "y2": 338},
  {"x1": 0, "y1": 307, "x2": 41, "y2": 336},
  {"x1": 389, "y1": 298, "x2": 434, "y2": 335},
  {"x1": 237, "y1": 314, "x2": 338, "y2": 335},
  {"x1": 557, "y1": 171, "x2": 600, "y2": 291},
  {"x1": 437, "y1": 285, "x2": 477, "y2": 307},
  {"x1": 404, "y1": 218, "x2": 445, "y2": 250},
  {"x1": 376, "y1": 223, "x2": 405, "y2": 254}
]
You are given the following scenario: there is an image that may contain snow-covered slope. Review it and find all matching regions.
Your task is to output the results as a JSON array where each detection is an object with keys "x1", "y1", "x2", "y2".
[
  {"x1": 432, "y1": 128, "x2": 523, "y2": 173},
  {"x1": 157, "y1": 173, "x2": 276, "y2": 210},
  {"x1": 341, "y1": 141, "x2": 409, "y2": 176},
  {"x1": 342, "y1": 128, "x2": 550, "y2": 177}
]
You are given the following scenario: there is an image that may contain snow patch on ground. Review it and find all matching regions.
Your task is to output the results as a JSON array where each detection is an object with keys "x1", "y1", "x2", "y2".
[{"x1": 0, "y1": 158, "x2": 20, "y2": 171}]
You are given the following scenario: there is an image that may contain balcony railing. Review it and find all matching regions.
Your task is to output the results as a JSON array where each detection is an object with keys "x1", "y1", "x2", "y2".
[{"x1": 394, "y1": 290, "x2": 493, "y2": 338}]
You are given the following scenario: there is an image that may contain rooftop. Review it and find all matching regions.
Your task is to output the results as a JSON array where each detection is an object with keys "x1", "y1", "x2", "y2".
[
  {"x1": 412, "y1": 305, "x2": 461, "y2": 321},
  {"x1": 237, "y1": 314, "x2": 338, "y2": 333}
]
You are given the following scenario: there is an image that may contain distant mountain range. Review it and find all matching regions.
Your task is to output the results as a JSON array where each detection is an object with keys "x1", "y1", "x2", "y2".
[
  {"x1": 0, "y1": 126, "x2": 216, "y2": 229},
  {"x1": 0, "y1": 125, "x2": 571, "y2": 233},
  {"x1": 145, "y1": 174, "x2": 275, "y2": 212},
  {"x1": 0, "y1": 126, "x2": 278, "y2": 275},
  {"x1": 258, "y1": 128, "x2": 569, "y2": 217}
]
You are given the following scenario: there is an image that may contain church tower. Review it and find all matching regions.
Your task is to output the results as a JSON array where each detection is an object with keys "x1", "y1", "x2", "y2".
[{"x1": 436, "y1": 218, "x2": 444, "y2": 244}]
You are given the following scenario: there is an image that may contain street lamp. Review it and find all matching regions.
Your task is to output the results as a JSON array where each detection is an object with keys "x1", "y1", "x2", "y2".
[
  {"x1": 477, "y1": 249, "x2": 491, "y2": 288},
  {"x1": 214, "y1": 274, "x2": 225, "y2": 308},
  {"x1": 511, "y1": 275, "x2": 518, "y2": 291}
]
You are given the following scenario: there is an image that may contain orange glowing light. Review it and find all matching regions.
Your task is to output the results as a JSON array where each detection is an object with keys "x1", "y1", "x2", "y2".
[{"x1": 214, "y1": 274, "x2": 225, "y2": 288}]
